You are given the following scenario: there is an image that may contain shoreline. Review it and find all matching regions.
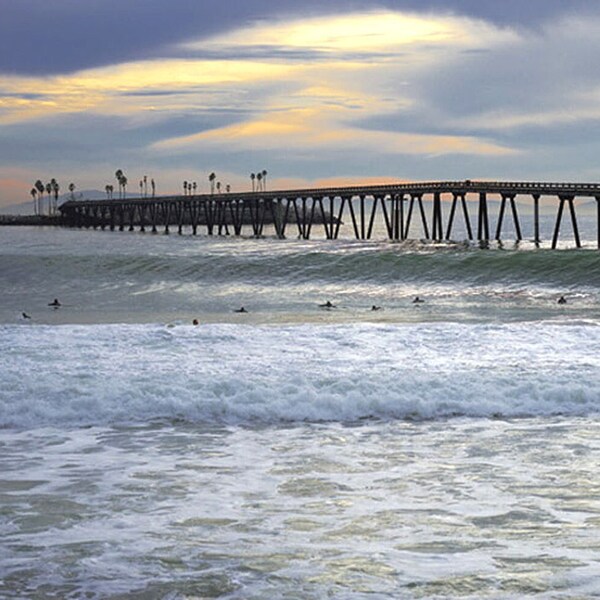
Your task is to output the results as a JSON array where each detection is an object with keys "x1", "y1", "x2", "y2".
[{"x1": 0, "y1": 215, "x2": 62, "y2": 226}]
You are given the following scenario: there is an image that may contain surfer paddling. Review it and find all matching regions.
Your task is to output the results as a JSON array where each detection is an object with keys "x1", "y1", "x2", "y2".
[
  {"x1": 319, "y1": 301, "x2": 336, "y2": 308},
  {"x1": 48, "y1": 298, "x2": 61, "y2": 308}
]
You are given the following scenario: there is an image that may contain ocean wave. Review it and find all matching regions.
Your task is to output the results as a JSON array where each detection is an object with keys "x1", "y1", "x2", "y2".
[
  {"x1": 3, "y1": 243, "x2": 600, "y2": 290},
  {"x1": 1, "y1": 322, "x2": 599, "y2": 428}
]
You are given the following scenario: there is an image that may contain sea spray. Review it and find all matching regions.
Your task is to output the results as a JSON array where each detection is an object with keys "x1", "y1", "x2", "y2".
[{"x1": 2, "y1": 322, "x2": 599, "y2": 428}]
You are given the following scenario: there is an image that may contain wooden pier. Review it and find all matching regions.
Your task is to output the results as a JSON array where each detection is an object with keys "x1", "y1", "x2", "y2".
[{"x1": 58, "y1": 180, "x2": 600, "y2": 248}]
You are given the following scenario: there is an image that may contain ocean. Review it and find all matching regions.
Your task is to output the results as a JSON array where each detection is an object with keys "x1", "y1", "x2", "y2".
[{"x1": 1, "y1": 224, "x2": 600, "y2": 598}]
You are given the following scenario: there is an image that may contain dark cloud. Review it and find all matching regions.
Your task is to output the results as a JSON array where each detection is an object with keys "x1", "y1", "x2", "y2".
[{"x1": 2, "y1": 0, "x2": 599, "y2": 75}]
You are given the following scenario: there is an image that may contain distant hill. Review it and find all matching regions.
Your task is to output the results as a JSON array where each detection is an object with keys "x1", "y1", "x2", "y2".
[{"x1": 0, "y1": 190, "x2": 134, "y2": 215}]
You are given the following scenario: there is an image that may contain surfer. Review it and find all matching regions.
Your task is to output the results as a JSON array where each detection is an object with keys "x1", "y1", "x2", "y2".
[
  {"x1": 319, "y1": 301, "x2": 336, "y2": 308},
  {"x1": 192, "y1": 319, "x2": 199, "y2": 325},
  {"x1": 371, "y1": 305, "x2": 382, "y2": 311},
  {"x1": 48, "y1": 298, "x2": 61, "y2": 307},
  {"x1": 234, "y1": 307, "x2": 248, "y2": 313},
  {"x1": 22, "y1": 312, "x2": 31, "y2": 319},
  {"x1": 413, "y1": 296, "x2": 424, "y2": 304},
  {"x1": 558, "y1": 296, "x2": 567, "y2": 305}
]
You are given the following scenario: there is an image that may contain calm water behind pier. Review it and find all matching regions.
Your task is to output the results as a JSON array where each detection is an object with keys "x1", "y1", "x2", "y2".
[{"x1": 1, "y1": 225, "x2": 600, "y2": 598}]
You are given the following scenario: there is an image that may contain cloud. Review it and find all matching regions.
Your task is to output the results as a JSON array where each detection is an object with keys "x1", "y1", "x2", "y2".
[
  {"x1": 4, "y1": 4, "x2": 600, "y2": 208},
  {"x1": 185, "y1": 10, "x2": 517, "y2": 58},
  {"x1": 153, "y1": 105, "x2": 515, "y2": 158},
  {"x1": 1, "y1": 0, "x2": 594, "y2": 75},
  {"x1": 0, "y1": 59, "x2": 293, "y2": 125}
]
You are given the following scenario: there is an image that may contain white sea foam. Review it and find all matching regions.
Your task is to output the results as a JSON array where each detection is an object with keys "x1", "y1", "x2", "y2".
[{"x1": 2, "y1": 322, "x2": 599, "y2": 428}]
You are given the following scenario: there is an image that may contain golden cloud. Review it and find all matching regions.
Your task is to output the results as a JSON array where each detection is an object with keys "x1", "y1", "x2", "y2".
[
  {"x1": 153, "y1": 106, "x2": 516, "y2": 156},
  {"x1": 192, "y1": 10, "x2": 518, "y2": 54},
  {"x1": 0, "y1": 9, "x2": 521, "y2": 162}
]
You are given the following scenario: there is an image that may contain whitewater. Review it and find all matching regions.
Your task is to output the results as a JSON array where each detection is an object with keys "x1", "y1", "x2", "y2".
[{"x1": 1, "y1": 225, "x2": 600, "y2": 598}]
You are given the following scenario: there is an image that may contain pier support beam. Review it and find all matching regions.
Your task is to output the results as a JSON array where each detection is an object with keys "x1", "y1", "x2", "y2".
[
  {"x1": 551, "y1": 196, "x2": 580, "y2": 249},
  {"x1": 496, "y1": 194, "x2": 522, "y2": 243},
  {"x1": 404, "y1": 194, "x2": 429, "y2": 240},
  {"x1": 568, "y1": 197, "x2": 581, "y2": 248},
  {"x1": 596, "y1": 197, "x2": 600, "y2": 249},
  {"x1": 533, "y1": 194, "x2": 540, "y2": 245},
  {"x1": 432, "y1": 192, "x2": 443, "y2": 241},
  {"x1": 347, "y1": 197, "x2": 360, "y2": 239},
  {"x1": 445, "y1": 193, "x2": 472, "y2": 241},
  {"x1": 477, "y1": 192, "x2": 489, "y2": 242}
]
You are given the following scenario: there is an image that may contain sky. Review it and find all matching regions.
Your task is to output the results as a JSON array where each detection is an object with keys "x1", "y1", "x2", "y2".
[{"x1": 2, "y1": 0, "x2": 600, "y2": 207}]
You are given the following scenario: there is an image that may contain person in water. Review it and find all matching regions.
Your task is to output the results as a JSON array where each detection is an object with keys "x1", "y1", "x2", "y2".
[
  {"x1": 558, "y1": 296, "x2": 567, "y2": 305},
  {"x1": 234, "y1": 307, "x2": 248, "y2": 313},
  {"x1": 48, "y1": 298, "x2": 61, "y2": 307},
  {"x1": 22, "y1": 312, "x2": 31, "y2": 319},
  {"x1": 371, "y1": 305, "x2": 382, "y2": 311},
  {"x1": 413, "y1": 296, "x2": 424, "y2": 304},
  {"x1": 319, "y1": 301, "x2": 336, "y2": 308},
  {"x1": 192, "y1": 319, "x2": 199, "y2": 325}
]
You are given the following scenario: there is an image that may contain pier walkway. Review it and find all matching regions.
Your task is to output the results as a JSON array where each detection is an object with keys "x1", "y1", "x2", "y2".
[{"x1": 59, "y1": 180, "x2": 600, "y2": 248}]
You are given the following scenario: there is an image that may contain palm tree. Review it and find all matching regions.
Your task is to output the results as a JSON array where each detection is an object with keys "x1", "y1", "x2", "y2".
[
  {"x1": 183, "y1": 181, "x2": 188, "y2": 196},
  {"x1": 120, "y1": 176, "x2": 128, "y2": 197},
  {"x1": 143, "y1": 175, "x2": 148, "y2": 198},
  {"x1": 151, "y1": 179, "x2": 155, "y2": 197},
  {"x1": 69, "y1": 183, "x2": 75, "y2": 201},
  {"x1": 209, "y1": 172, "x2": 216, "y2": 195},
  {"x1": 115, "y1": 169, "x2": 123, "y2": 199},
  {"x1": 35, "y1": 180, "x2": 44, "y2": 215},
  {"x1": 192, "y1": 182, "x2": 197, "y2": 196},
  {"x1": 30, "y1": 188, "x2": 38, "y2": 214},
  {"x1": 51, "y1": 179, "x2": 60, "y2": 215},
  {"x1": 216, "y1": 181, "x2": 221, "y2": 194},
  {"x1": 262, "y1": 170, "x2": 268, "y2": 191},
  {"x1": 139, "y1": 180, "x2": 143, "y2": 197},
  {"x1": 251, "y1": 173, "x2": 256, "y2": 192},
  {"x1": 256, "y1": 173, "x2": 262, "y2": 192},
  {"x1": 105, "y1": 184, "x2": 111, "y2": 199},
  {"x1": 45, "y1": 183, "x2": 52, "y2": 215},
  {"x1": 226, "y1": 184, "x2": 231, "y2": 193}
]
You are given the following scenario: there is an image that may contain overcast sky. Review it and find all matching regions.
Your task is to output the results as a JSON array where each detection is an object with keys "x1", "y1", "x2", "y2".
[{"x1": 2, "y1": 0, "x2": 600, "y2": 206}]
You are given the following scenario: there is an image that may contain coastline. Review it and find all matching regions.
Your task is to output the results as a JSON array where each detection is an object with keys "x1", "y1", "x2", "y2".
[{"x1": 0, "y1": 215, "x2": 61, "y2": 226}]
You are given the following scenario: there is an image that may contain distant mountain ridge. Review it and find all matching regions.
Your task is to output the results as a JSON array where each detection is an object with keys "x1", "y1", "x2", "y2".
[{"x1": 0, "y1": 190, "x2": 134, "y2": 215}]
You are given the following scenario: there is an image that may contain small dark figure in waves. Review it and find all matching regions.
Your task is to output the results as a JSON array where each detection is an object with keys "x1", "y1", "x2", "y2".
[
  {"x1": 22, "y1": 312, "x2": 31, "y2": 320},
  {"x1": 319, "y1": 301, "x2": 336, "y2": 308},
  {"x1": 413, "y1": 296, "x2": 425, "y2": 304},
  {"x1": 234, "y1": 307, "x2": 248, "y2": 313},
  {"x1": 371, "y1": 305, "x2": 382, "y2": 311},
  {"x1": 48, "y1": 298, "x2": 61, "y2": 308},
  {"x1": 558, "y1": 296, "x2": 567, "y2": 305},
  {"x1": 192, "y1": 319, "x2": 199, "y2": 325}
]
